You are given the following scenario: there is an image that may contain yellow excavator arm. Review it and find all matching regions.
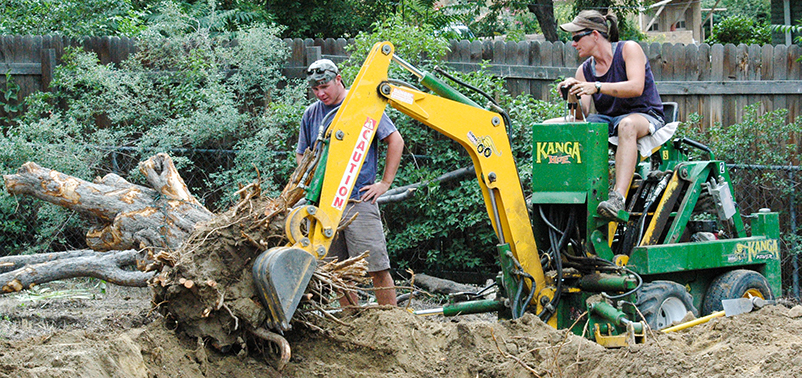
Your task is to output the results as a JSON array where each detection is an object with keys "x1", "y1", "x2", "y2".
[{"x1": 254, "y1": 41, "x2": 550, "y2": 331}]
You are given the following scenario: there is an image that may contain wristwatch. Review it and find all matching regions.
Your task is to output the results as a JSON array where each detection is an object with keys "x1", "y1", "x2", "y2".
[{"x1": 595, "y1": 81, "x2": 602, "y2": 94}]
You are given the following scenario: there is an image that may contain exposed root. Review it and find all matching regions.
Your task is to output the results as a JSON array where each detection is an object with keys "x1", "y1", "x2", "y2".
[
  {"x1": 304, "y1": 252, "x2": 370, "y2": 309},
  {"x1": 491, "y1": 328, "x2": 542, "y2": 377},
  {"x1": 222, "y1": 303, "x2": 239, "y2": 331},
  {"x1": 551, "y1": 311, "x2": 587, "y2": 375},
  {"x1": 249, "y1": 327, "x2": 291, "y2": 371}
]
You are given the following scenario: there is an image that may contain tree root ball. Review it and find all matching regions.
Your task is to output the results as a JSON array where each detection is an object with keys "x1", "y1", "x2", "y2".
[{"x1": 151, "y1": 194, "x2": 288, "y2": 349}]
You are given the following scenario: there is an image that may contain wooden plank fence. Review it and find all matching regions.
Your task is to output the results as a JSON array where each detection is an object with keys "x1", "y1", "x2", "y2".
[{"x1": 2, "y1": 35, "x2": 801, "y2": 129}]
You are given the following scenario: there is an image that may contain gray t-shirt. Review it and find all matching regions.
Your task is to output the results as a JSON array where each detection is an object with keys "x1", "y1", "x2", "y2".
[{"x1": 296, "y1": 99, "x2": 396, "y2": 200}]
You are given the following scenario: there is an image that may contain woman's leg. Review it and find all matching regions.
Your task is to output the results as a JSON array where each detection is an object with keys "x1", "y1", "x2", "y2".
[
  {"x1": 613, "y1": 114, "x2": 651, "y2": 197},
  {"x1": 598, "y1": 114, "x2": 651, "y2": 218}
]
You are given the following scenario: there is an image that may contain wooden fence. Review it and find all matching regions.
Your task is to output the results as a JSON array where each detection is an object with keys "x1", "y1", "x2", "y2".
[{"x1": 2, "y1": 35, "x2": 802, "y2": 129}]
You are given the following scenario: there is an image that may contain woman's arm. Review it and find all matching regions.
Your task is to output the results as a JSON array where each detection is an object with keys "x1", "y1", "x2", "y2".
[{"x1": 605, "y1": 41, "x2": 646, "y2": 98}]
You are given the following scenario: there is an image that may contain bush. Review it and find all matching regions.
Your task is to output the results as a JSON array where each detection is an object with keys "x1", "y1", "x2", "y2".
[
  {"x1": 0, "y1": 0, "x2": 144, "y2": 37},
  {"x1": 0, "y1": 1, "x2": 299, "y2": 254},
  {"x1": 707, "y1": 15, "x2": 771, "y2": 45}
]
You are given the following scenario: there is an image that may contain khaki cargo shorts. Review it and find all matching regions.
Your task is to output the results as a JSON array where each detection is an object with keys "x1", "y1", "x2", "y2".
[{"x1": 326, "y1": 200, "x2": 391, "y2": 272}]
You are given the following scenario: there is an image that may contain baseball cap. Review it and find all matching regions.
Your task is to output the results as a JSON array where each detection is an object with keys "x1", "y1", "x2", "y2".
[
  {"x1": 559, "y1": 10, "x2": 608, "y2": 34},
  {"x1": 306, "y1": 59, "x2": 339, "y2": 86}
]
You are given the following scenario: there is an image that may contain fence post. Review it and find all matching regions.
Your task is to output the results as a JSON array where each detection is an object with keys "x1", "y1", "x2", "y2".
[
  {"x1": 792, "y1": 170, "x2": 800, "y2": 299},
  {"x1": 305, "y1": 46, "x2": 321, "y2": 67},
  {"x1": 40, "y1": 48, "x2": 56, "y2": 92}
]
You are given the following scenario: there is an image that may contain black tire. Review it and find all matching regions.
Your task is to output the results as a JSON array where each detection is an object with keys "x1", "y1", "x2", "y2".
[
  {"x1": 701, "y1": 269, "x2": 773, "y2": 315},
  {"x1": 636, "y1": 281, "x2": 698, "y2": 330}
]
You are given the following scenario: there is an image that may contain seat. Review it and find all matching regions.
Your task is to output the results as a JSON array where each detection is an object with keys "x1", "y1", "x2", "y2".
[
  {"x1": 663, "y1": 102, "x2": 678, "y2": 123},
  {"x1": 607, "y1": 101, "x2": 679, "y2": 157}
]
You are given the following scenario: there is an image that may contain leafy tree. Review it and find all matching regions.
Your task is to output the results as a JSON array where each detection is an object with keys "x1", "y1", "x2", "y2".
[
  {"x1": 702, "y1": 0, "x2": 770, "y2": 22},
  {"x1": 141, "y1": 0, "x2": 274, "y2": 35},
  {"x1": 0, "y1": 1, "x2": 299, "y2": 254},
  {"x1": 257, "y1": 0, "x2": 395, "y2": 38},
  {"x1": 701, "y1": 0, "x2": 770, "y2": 42},
  {"x1": 0, "y1": 0, "x2": 274, "y2": 37},
  {"x1": 527, "y1": 0, "x2": 560, "y2": 41},
  {"x1": 0, "y1": 0, "x2": 144, "y2": 37},
  {"x1": 426, "y1": 0, "x2": 561, "y2": 42},
  {"x1": 707, "y1": 15, "x2": 771, "y2": 45}
]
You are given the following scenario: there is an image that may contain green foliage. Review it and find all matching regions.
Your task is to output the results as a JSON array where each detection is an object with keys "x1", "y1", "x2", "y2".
[
  {"x1": 445, "y1": 0, "x2": 530, "y2": 39},
  {"x1": 341, "y1": 14, "x2": 450, "y2": 83},
  {"x1": 0, "y1": 0, "x2": 144, "y2": 37},
  {"x1": 0, "y1": 1, "x2": 298, "y2": 255},
  {"x1": 142, "y1": 0, "x2": 274, "y2": 36},
  {"x1": 678, "y1": 105, "x2": 802, "y2": 166},
  {"x1": 772, "y1": 24, "x2": 802, "y2": 46},
  {"x1": 261, "y1": 0, "x2": 395, "y2": 38},
  {"x1": 0, "y1": 111, "x2": 101, "y2": 255},
  {"x1": 0, "y1": 0, "x2": 273, "y2": 37},
  {"x1": 397, "y1": 0, "x2": 465, "y2": 32},
  {"x1": 0, "y1": 72, "x2": 23, "y2": 126},
  {"x1": 709, "y1": 105, "x2": 800, "y2": 166},
  {"x1": 707, "y1": 15, "x2": 772, "y2": 45},
  {"x1": 702, "y1": 0, "x2": 770, "y2": 23}
]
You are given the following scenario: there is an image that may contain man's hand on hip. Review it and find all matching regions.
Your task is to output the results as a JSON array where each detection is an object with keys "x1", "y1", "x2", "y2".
[{"x1": 359, "y1": 181, "x2": 391, "y2": 204}]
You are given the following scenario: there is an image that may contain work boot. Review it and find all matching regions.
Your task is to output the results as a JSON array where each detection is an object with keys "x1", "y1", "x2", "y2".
[{"x1": 597, "y1": 191, "x2": 625, "y2": 219}]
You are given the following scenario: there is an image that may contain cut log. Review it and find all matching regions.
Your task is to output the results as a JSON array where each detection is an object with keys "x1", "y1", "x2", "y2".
[
  {"x1": 0, "y1": 249, "x2": 153, "y2": 293},
  {"x1": 415, "y1": 273, "x2": 478, "y2": 295},
  {"x1": 3, "y1": 153, "x2": 213, "y2": 251}
]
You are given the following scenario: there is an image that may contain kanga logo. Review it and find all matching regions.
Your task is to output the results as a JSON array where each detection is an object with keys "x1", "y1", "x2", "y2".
[
  {"x1": 728, "y1": 239, "x2": 780, "y2": 263},
  {"x1": 467, "y1": 131, "x2": 501, "y2": 158},
  {"x1": 535, "y1": 141, "x2": 583, "y2": 164}
]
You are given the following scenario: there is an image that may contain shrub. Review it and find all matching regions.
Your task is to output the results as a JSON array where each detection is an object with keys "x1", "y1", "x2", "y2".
[
  {"x1": 0, "y1": 1, "x2": 298, "y2": 254},
  {"x1": 707, "y1": 15, "x2": 771, "y2": 45}
]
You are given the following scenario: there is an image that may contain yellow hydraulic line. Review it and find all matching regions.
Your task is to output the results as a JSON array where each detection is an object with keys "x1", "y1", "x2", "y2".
[{"x1": 660, "y1": 310, "x2": 724, "y2": 333}]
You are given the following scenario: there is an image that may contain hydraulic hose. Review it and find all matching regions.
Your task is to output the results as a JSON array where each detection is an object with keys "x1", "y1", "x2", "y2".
[
  {"x1": 537, "y1": 206, "x2": 575, "y2": 322},
  {"x1": 433, "y1": 66, "x2": 513, "y2": 139},
  {"x1": 299, "y1": 105, "x2": 341, "y2": 191}
]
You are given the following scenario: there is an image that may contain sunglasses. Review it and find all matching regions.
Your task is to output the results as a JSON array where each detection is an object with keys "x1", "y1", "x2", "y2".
[
  {"x1": 572, "y1": 30, "x2": 593, "y2": 43},
  {"x1": 307, "y1": 67, "x2": 333, "y2": 75}
]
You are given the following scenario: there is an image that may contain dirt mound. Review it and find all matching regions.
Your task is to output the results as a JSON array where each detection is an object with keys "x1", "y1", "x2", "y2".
[
  {"x1": 2, "y1": 280, "x2": 802, "y2": 377},
  {"x1": 284, "y1": 307, "x2": 603, "y2": 378}
]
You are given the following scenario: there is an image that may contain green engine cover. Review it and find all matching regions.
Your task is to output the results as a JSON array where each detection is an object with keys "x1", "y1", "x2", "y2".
[
  {"x1": 531, "y1": 122, "x2": 610, "y2": 239},
  {"x1": 530, "y1": 122, "x2": 609, "y2": 205}
]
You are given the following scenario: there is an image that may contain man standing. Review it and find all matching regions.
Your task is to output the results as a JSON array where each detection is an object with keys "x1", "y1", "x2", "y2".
[{"x1": 296, "y1": 59, "x2": 404, "y2": 307}]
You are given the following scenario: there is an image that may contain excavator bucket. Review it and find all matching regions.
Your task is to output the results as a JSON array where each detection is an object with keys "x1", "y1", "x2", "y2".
[{"x1": 253, "y1": 246, "x2": 317, "y2": 331}]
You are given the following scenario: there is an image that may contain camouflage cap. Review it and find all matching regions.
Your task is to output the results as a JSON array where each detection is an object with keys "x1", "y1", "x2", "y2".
[{"x1": 306, "y1": 59, "x2": 339, "y2": 86}]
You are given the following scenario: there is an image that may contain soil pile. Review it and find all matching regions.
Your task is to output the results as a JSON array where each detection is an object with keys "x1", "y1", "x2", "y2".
[{"x1": 1, "y1": 280, "x2": 802, "y2": 377}]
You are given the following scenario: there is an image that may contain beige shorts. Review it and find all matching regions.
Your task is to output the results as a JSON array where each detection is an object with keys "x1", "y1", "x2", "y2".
[{"x1": 326, "y1": 201, "x2": 391, "y2": 272}]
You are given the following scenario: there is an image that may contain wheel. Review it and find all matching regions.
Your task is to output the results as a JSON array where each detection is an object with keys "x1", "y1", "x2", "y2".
[
  {"x1": 636, "y1": 281, "x2": 698, "y2": 330},
  {"x1": 701, "y1": 269, "x2": 773, "y2": 315}
]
